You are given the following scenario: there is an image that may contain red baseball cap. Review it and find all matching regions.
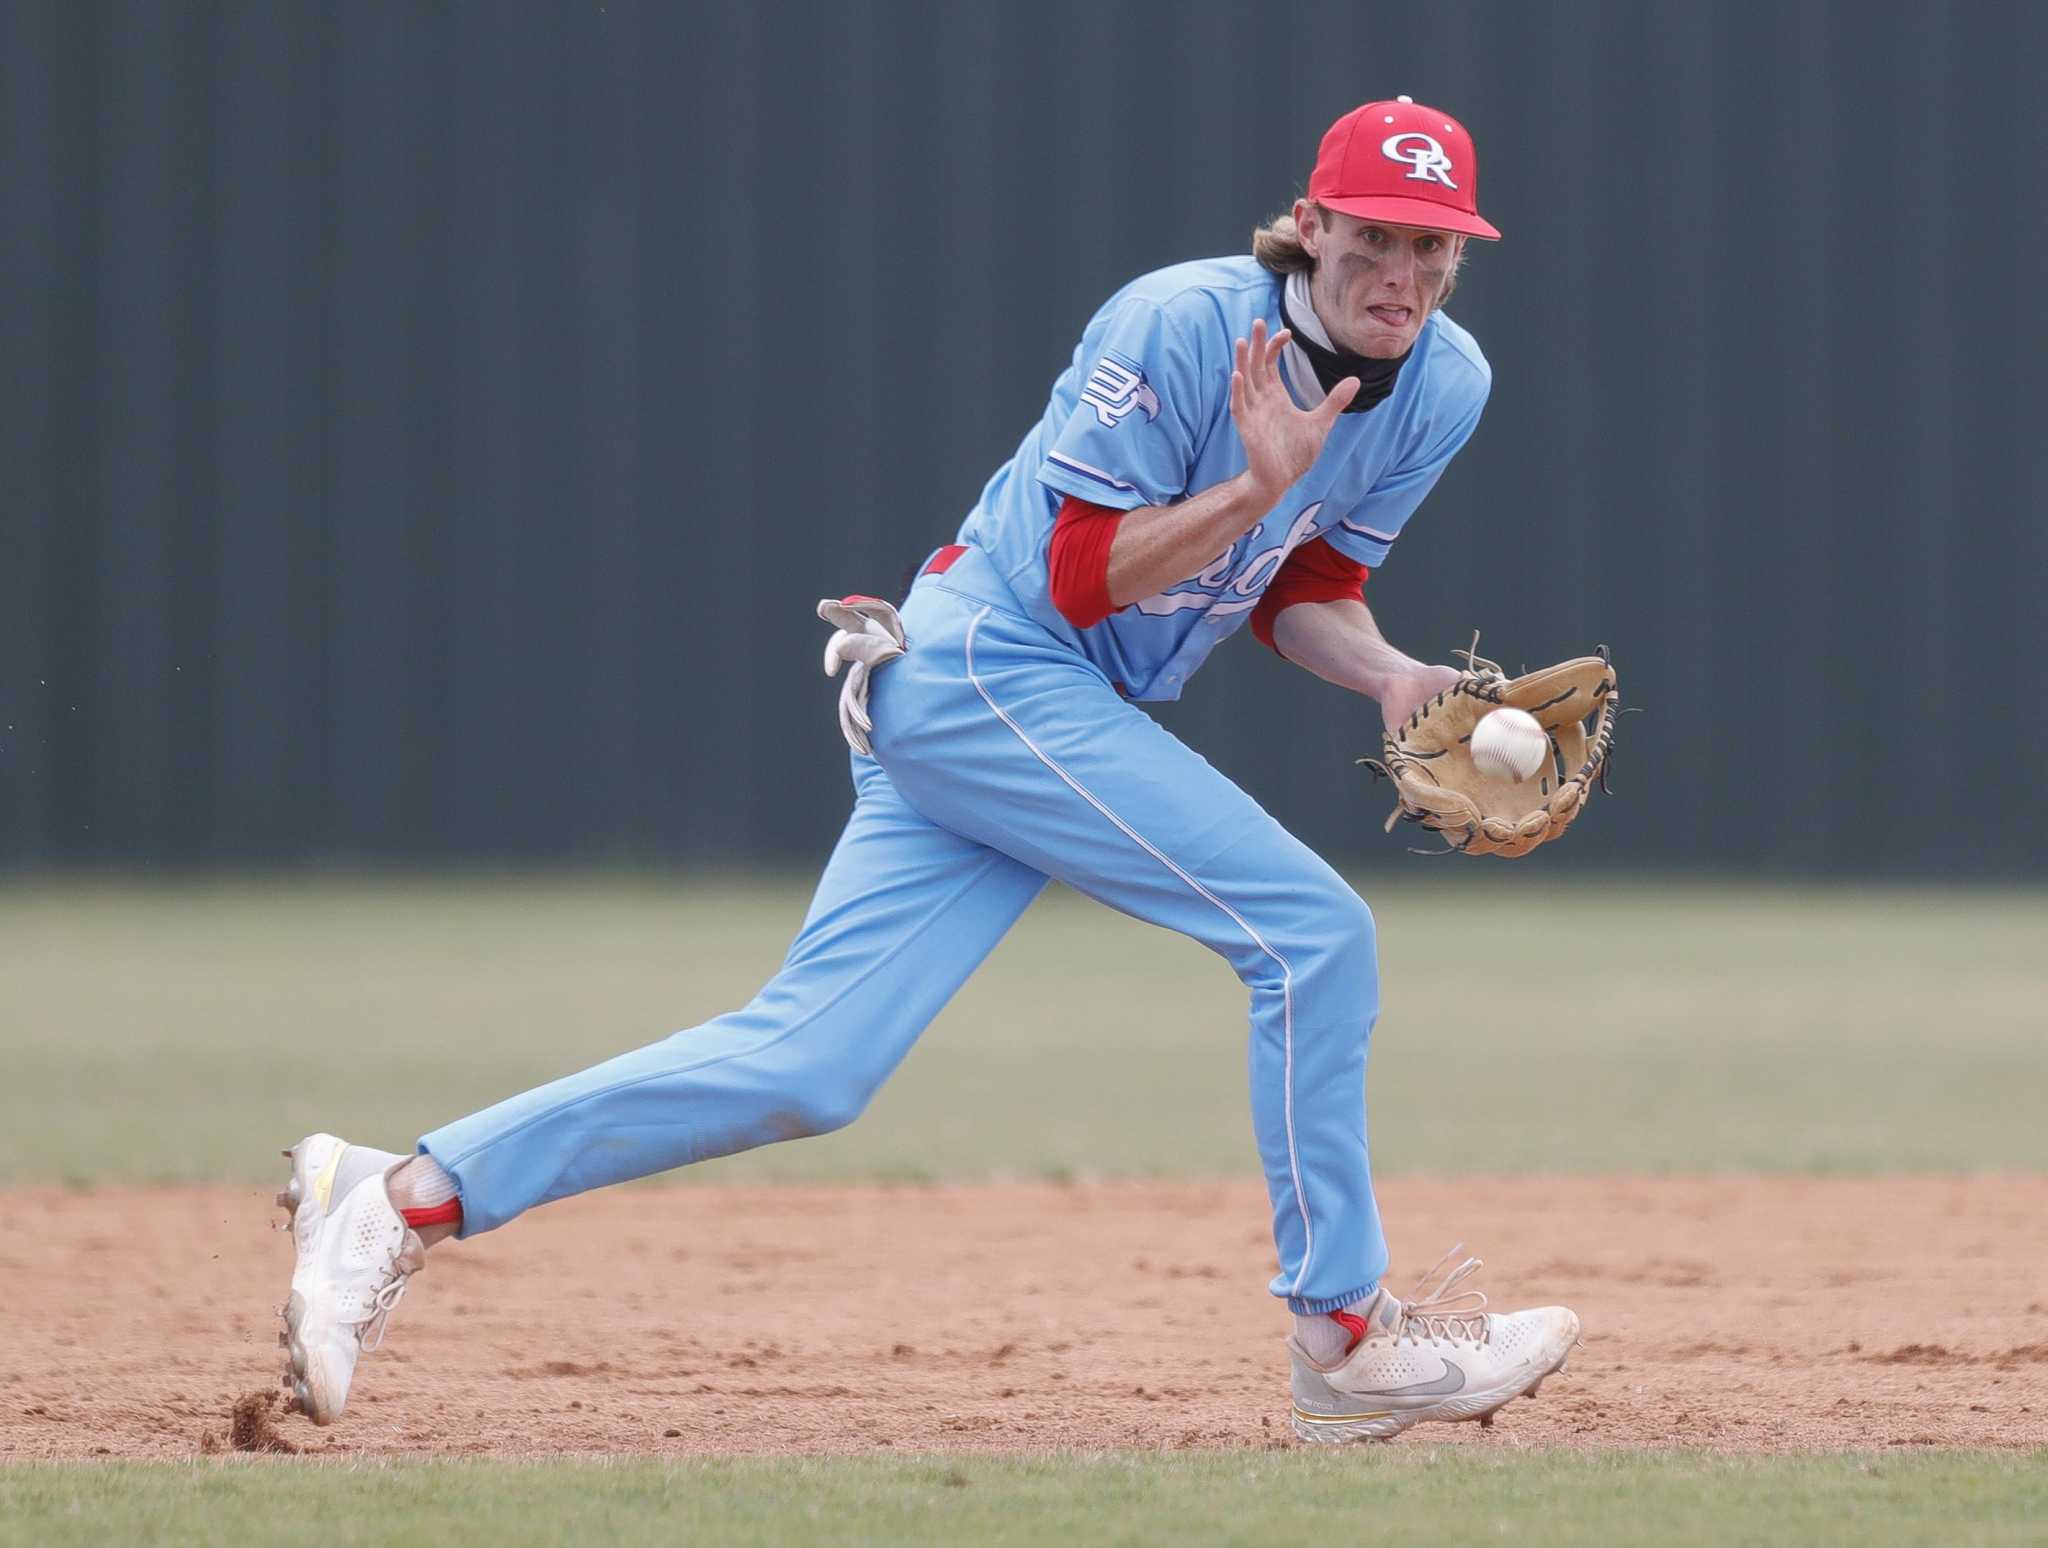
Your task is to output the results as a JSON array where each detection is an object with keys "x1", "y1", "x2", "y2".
[{"x1": 1307, "y1": 96, "x2": 1501, "y2": 241}]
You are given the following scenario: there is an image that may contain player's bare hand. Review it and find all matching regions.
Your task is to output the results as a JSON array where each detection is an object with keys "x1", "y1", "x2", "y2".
[
  {"x1": 1377, "y1": 664, "x2": 1463, "y2": 735},
  {"x1": 1229, "y1": 317, "x2": 1359, "y2": 502}
]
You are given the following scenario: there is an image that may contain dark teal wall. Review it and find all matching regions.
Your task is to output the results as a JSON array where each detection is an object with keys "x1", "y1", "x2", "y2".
[{"x1": 3, "y1": 1, "x2": 2042, "y2": 874}]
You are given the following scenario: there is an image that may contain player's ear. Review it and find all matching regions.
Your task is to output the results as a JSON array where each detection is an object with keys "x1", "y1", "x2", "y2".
[{"x1": 1293, "y1": 198, "x2": 1323, "y2": 261}]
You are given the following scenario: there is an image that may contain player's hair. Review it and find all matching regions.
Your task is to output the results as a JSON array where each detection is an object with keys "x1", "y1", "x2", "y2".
[
  {"x1": 1251, "y1": 209, "x2": 1318, "y2": 274},
  {"x1": 1252, "y1": 202, "x2": 1466, "y2": 307}
]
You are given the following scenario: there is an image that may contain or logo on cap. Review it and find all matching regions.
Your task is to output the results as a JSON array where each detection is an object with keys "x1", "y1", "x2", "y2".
[{"x1": 1380, "y1": 131, "x2": 1457, "y2": 189}]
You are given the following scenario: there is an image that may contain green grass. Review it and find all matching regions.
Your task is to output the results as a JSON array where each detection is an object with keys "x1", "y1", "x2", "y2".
[
  {"x1": 5, "y1": 881, "x2": 2041, "y2": 1540},
  {"x1": 1, "y1": 1451, "x2": 2042, "y2": 1547},
  {"x1": 1, "y1": 876, "x2": 2043, "y2": 1184}
]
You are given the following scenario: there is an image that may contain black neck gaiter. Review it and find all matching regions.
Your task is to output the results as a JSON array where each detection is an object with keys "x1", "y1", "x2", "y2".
[{"x1": 1278, "y1": 282, "x2": 1411, "y2": 413}]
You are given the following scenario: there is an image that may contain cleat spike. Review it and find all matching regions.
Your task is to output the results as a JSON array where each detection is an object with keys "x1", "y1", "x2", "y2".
[{"x1": 1477, "y1": 1411, "x2": 1494, "y2": 1428}]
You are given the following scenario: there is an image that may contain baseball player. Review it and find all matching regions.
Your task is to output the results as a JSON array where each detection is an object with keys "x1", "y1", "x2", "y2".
[{"x1": 277, "y1": 98, "x2": 1581, "y2": 1444}]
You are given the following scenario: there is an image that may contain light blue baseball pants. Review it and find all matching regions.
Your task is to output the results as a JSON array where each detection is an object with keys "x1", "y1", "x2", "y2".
[{"x1": 420, "y1": 551, "x2": 1387, "y2": 1313}]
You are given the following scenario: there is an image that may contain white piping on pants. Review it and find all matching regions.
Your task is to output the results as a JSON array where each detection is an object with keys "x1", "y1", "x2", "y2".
[{"x1": 962, "y1": 605, "x2": 1314, "y2": 1295}]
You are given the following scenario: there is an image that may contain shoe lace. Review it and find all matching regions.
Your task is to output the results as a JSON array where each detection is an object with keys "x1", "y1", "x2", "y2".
[
  {"x1": 1391, "y1": 1243, "x2": 1491, "y2": 1346},
  {"x1": 357, "y1": 1236, "x2": 426, "y2": 1352}
]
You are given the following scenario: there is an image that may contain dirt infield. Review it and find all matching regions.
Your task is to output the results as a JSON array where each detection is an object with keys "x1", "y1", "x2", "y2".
[{"x1": 3, "y1": 1176, "x2": 2043, "y2": 1459}]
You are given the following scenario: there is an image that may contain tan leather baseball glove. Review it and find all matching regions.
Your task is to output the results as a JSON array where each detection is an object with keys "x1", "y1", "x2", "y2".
[{"x1": 1361, "y1": 647, "x2": 1619, "y2": 858}]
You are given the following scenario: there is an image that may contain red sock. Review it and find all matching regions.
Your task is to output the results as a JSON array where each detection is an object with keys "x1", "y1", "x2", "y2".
[
  {"x1": 1330, "y1": 1307, "x2": 1370, "y2": 1353},
  {"x1": 400, "y1": 1198, "x2": 462, "y2": 1229}
]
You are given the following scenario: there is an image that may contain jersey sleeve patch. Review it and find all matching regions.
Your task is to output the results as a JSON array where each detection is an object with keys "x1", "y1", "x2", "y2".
[
  {"x1": 1038, "y1": 297, "x2": 1205, "y2": 512},
  {"x1": 1078, "y1": 352, "x2": 1161, "y2": 427}
]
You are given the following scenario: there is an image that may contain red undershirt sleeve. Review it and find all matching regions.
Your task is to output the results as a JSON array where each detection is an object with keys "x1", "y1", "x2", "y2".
[
  {"x1": 1250, "y1": 536, "x2": 1370, "y2": 654},
  {"x1": 1047, "y1": 494, "x2": 1125, "y2": 629}
]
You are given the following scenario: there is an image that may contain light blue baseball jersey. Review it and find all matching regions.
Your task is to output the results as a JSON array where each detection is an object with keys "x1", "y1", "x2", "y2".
[{"x1": 956, "y1": 256, "x2": 1490, "y2": 700}]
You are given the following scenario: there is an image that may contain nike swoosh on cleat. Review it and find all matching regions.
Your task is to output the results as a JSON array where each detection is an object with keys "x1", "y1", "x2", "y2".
[
  {"x1": 1352, "y1": 1359, "x2": 1466, "y2": 1398},
  {"x1": 312, "y1": 1145, "x2": 344, "y2": 1211}
]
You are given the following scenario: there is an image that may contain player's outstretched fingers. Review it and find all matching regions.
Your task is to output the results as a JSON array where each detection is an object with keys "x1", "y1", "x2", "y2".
[
  {"x1": 1265, "y1": 326, "x2": 1292, "y2": 381},
  {"x1": 1316, "y1": 374, "x2": 1362, "y2": 420}
]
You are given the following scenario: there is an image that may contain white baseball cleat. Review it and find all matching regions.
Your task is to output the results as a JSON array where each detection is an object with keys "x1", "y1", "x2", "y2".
[
  {"x1": 1289, "y1": 1247, "x2": 1579, "y2": 1444},
  {"x1": 275, "y1": 1133, "x2": 426, "y2": 1426}
]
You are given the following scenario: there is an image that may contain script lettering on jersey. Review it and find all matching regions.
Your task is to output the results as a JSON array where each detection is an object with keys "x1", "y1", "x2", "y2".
[
  {"x1": 1079, "y1": 352, "x2": 1162, "y2": 428},
  {"x1": 1133, "y1": 505, "x2": 1322, "y2": 618},
  {"x1": 1381, "y1": 131, "x2": 1457, "y2": 189}
]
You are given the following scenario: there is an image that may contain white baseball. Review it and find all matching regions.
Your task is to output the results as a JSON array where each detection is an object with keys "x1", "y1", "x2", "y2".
[{"x1": 1471, "y1": 706, "x2": 1550, "y2": 782}]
